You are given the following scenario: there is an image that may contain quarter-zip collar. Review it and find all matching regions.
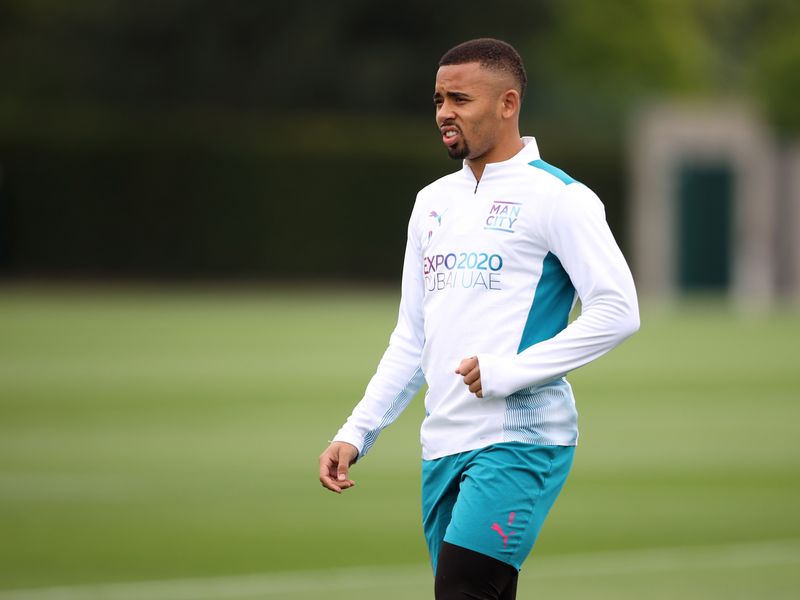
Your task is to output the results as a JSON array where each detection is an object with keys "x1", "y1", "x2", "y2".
[{"x1": 462, "y1": 136, "x2": 541, "y2": 193}]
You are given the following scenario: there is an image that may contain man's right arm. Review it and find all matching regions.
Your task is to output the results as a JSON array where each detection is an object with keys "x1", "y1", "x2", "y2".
[{"x1": 325, "y1": 212, "x2": 426, "y2": 467}]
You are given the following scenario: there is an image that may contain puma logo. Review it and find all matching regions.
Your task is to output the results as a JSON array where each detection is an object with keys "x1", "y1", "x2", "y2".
[{"x1": 491, "y1": 512, "x2": 518, "y2": 548}]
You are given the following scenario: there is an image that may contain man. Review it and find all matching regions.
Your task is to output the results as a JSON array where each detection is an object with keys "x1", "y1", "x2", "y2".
[{"x1": 319, "y1": 38, "x2": 639, "y2": 600}]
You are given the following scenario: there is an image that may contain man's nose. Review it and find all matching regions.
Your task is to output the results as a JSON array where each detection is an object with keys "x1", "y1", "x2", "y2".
[{"x1": 437, "y1": 103, "x2": 455, "y2": 124}]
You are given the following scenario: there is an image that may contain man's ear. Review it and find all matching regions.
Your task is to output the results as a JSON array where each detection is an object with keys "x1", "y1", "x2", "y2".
[{"x1": 500, "y1": 89, "x2": 521, "y2": 119}]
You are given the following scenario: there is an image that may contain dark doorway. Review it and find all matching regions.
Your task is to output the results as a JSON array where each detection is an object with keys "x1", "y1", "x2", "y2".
[{"x1": 676, "y1": 162, "x2": 734, "y2": 292}]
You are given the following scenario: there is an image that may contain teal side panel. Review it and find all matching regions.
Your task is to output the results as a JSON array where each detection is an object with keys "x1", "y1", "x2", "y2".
[{"x1": 518, "y1": 252, "x2": 575, "y2": 353}]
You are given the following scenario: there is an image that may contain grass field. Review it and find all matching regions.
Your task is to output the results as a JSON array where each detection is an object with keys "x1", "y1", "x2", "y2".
[{"x1": 1, "y1": 285, "x2": 799, "y2": 599}]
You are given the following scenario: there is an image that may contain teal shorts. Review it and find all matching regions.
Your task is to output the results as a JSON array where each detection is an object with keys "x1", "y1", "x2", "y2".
[{"x1": 421, "y1": 442, "x2": 574, "y2": 572}]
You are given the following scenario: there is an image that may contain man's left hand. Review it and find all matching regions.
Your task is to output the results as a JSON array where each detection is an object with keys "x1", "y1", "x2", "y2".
[{"x1": 456, "y1": 356, "x2": 483, "y2": 398}]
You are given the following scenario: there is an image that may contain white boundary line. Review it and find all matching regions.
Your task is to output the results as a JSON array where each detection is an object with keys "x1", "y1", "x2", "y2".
[{"x1": 2, "y1": 538, "x2": 799, "y2": 600}]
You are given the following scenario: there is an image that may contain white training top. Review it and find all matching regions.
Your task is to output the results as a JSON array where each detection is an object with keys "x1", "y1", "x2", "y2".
[{"x1": 333, "y1": 137, "x2": 639, "y2": 461}]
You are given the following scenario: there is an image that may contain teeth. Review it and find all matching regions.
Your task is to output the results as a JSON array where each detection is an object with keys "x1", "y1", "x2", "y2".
[{"x1": 445, "y1": 130, "x2": 457, "y2": 138}]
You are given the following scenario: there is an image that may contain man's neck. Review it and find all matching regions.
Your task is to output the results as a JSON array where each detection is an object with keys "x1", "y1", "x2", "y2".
[{"x1": 466, "y1": 135, "x2": 524, "y2": 182}]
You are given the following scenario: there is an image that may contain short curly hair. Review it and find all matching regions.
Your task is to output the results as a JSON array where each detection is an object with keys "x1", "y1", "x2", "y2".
[{"x1": 439, "y1": 38, "x2": 527, "y2": 99}]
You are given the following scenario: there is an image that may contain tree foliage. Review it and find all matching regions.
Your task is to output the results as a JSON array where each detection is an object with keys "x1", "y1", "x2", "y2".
[
  {"x1": 1, "y1": 1, "x2": 798, "y2": 278},
  {"x1": 1, "y1": 0, "x2": 797, "y2": 127}
]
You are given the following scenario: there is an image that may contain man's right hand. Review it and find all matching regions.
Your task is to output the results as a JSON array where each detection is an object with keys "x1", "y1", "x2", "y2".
[{"x1": 319, "y1": 441, "x2": 359, "y2": 493}]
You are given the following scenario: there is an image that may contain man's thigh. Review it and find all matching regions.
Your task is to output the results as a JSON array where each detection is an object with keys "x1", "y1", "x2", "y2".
[{"x1": 444, "y1": 442, "x2": 575, "y2": 570}]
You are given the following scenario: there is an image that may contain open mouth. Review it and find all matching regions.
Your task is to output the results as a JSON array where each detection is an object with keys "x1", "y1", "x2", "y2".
[{"x1": 441, "y1": 126, "x2": 460, "y2": 147}]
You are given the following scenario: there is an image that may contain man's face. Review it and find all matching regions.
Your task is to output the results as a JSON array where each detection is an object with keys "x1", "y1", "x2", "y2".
[{"x1": 433, "y1": 62, "x2": 505, "y2": 161}]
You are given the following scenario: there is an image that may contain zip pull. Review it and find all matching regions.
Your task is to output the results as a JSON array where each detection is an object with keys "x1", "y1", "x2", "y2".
[{"x1": 474, "y1": 180, "x2": 479, "y2": 194}]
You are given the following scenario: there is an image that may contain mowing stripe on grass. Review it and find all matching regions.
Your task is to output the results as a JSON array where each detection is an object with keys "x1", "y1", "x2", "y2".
[{"x1": 2, "y1": 538, "x2": 799, "y2": 599}]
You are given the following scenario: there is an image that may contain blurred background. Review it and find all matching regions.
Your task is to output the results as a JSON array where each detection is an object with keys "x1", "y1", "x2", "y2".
[{"x1": 1, "y1": 1, "x2": 799, "y2": 598}]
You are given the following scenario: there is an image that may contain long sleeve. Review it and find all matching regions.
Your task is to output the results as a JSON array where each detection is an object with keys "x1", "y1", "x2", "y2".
[
  {"x1": 331, "y1": 216, "x2": 427, "y2": 458},
  {"x1": 478, "y1": 183, "x2": 639, "y2": 399}
]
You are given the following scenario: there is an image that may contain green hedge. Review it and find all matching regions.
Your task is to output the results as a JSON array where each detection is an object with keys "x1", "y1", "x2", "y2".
[{"x1": 0, "y1": 109, "x2": 625, "y2": 280}]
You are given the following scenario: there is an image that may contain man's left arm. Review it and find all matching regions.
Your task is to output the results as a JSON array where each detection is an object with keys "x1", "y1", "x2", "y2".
[{"x1": 472, "y1": 183, "x2": 640, "y2": 399}]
